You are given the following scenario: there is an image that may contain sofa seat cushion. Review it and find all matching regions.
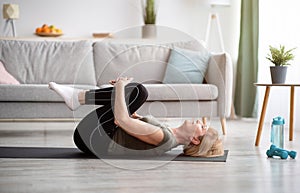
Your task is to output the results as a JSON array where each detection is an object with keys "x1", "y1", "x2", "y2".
[
  {"x1": 144, "y1": 84, "x2": 218, "y2": 101},
  {"x1": 0, "y1": 84, "x2": 99, "y2": 102}
]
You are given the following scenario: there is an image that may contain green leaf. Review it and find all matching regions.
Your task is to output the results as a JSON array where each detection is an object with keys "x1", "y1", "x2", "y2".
[
  {"x1": 266, "y1": 45, "x2": 296, "y2": 66},
  {"x1": 144, "y1": 0, "x2": 156, "y2": 24}
]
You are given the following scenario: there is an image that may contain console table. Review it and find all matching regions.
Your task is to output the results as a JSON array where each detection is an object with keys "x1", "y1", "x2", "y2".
[{"x1": 254, "y1": 83, "x2": 300, "y2": 146}]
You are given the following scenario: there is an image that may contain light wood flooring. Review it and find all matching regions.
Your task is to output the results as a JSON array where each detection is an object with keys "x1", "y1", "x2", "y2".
[{"x1": 0, "y1": 118, "x2": 300, "y2": 193}]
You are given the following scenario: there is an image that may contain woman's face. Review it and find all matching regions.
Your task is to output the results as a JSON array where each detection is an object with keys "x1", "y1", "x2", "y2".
[{"x1": 182, "y1": 120, "x2": 207, "y2": 142}]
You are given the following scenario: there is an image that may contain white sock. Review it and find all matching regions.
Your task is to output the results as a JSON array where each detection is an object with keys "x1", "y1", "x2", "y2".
[{"x1": 48, "y1": 82, "x2": 82, "y2": 111}]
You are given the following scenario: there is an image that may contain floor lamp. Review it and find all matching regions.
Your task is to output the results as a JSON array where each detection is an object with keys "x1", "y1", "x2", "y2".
[
  {"x1": 204, "y1": 0, "x2": 230, "y2": 52},
  {"x1": 205, "y1": 12, "x2": 225, "y2": 52},
  {"x1": 2, "y1": 4, "x2": 19, "y2": 37}
]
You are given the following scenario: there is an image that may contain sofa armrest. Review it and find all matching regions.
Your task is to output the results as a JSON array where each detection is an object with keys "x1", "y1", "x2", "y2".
[{"x1": 205, "y1": 53, "x2": 233, "y2": 117}]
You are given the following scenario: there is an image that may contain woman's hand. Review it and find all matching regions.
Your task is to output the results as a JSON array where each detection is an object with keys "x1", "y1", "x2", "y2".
[{"x1": 131, "y1": 112, "x2": 143, "y2": 119}]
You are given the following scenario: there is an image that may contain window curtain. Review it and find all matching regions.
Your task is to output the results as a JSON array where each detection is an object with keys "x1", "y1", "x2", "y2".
[{"x1": 234, "y1": 0, "x2": 259, "y2": 117}]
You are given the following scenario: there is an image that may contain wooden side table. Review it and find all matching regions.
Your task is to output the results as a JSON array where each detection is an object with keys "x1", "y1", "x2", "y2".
[{"x1": 254, "y1": 83, "x2": 300, "y2": 146}]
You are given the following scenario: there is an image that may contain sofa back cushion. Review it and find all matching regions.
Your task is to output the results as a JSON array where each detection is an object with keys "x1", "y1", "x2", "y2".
[
  {"x1": 0, "y1": 60, "x2": 20, "y2": 84},
  {"x1": 0, "y1": 40, "x2": 96, "y2": 85},
  {"x1": 93, "y1": 40, "x2": 206, "y2": 85}
]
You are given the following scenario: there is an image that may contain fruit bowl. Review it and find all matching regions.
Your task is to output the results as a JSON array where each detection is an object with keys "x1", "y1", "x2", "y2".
[{"x1": 35, "y1": 24, "x2": 63, "y2": 37}]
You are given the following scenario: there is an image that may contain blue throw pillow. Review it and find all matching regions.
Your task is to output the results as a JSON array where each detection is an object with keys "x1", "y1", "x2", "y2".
[{"x1": 162, "y1": 47, "x2": 211, "y2": 84}]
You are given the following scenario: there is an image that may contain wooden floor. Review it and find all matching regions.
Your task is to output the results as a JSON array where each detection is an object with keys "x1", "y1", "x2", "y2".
[{"x1": 0, "y1": 118, "x2": 300, "y2": 193}]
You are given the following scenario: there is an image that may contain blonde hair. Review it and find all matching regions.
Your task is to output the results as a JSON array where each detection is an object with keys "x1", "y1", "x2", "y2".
[{"x1": 183, "y1": 127, "x2": 224, "y2": 157}]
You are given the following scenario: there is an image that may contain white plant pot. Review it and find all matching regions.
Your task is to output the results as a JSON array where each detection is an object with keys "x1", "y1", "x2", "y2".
[{"x1": 142, "y1": 24, "x2": 157, "y2": 39}]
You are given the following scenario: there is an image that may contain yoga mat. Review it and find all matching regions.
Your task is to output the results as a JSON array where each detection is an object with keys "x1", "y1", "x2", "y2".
[{"x1": 0, "y1": 147, "x2": 228, "y2": 162}]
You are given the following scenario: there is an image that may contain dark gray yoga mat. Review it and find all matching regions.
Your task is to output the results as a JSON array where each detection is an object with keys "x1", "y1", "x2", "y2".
[{"x1": 0, "y1": 147, "x2": 228, "y2": 162}]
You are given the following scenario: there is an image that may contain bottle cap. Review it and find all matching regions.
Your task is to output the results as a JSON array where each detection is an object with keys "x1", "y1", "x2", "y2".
[{"x1": 272, "y1": 116, "x2": 285, "y2": 125}]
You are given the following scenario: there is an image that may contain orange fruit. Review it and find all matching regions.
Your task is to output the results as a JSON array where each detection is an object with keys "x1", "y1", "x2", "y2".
[
  {"x1": 35, "y1": 27, "x2": 42, "y2": 33},
  {"x1": 43, "y1": 28, "x2": 51, "y2": 33}
]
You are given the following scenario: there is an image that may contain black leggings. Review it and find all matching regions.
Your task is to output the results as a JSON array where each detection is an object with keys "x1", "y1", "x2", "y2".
[{"x1": 73, "y1": 83, "x2": 148, "y2": 156}]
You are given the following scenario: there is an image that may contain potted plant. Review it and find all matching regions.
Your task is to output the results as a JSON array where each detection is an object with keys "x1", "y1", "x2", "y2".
[
  {"x1": 266, "y1": 45, "x2": 296, "y2": 83},
  {"x1": 142, "y1": 0, "x2": 157, "y2": 38}
]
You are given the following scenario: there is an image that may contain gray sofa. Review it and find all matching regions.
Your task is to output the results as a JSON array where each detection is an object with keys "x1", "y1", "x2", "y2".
[{"x1": 0, "y1": 39, "x2": 232, "y2": 133}]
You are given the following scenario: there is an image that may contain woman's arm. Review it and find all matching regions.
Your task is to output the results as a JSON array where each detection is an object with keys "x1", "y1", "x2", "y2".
[
  {"x1": 110, "y1": 79, "x2": 143, "y2": 120},
  {"x1": 113, "y1": 77, "x2": 164, "y2": 145}
]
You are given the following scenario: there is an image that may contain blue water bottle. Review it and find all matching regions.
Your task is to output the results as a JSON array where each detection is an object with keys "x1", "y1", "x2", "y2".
[{"x1": 271, "y1": 116, "x2": 285, "y2": 148}]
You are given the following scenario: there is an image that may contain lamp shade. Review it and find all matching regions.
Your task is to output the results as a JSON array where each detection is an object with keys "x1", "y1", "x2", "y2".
[
  {"x1": 210, "y1": 0, "x2": 230, "y2": 6},
  {"x1": 3, "y1": 4, "x2": 19, "y2": 19}
]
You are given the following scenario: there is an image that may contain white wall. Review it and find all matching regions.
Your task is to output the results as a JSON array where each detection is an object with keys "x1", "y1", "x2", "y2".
[
  {"x1": 259, "y1": 0, "x2": 300, "y2": 129},
  {"x1": 0, "y1": 0, "x2": 143, "y2": 37}
]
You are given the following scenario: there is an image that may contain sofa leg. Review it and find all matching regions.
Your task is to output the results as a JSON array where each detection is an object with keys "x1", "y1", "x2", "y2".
[
  {"x1": 202, "y1": 117, "x2": 207, "y2": 125},
  {"x1": 220, "y1": 117, "x2": 226, "y2": 135}
]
